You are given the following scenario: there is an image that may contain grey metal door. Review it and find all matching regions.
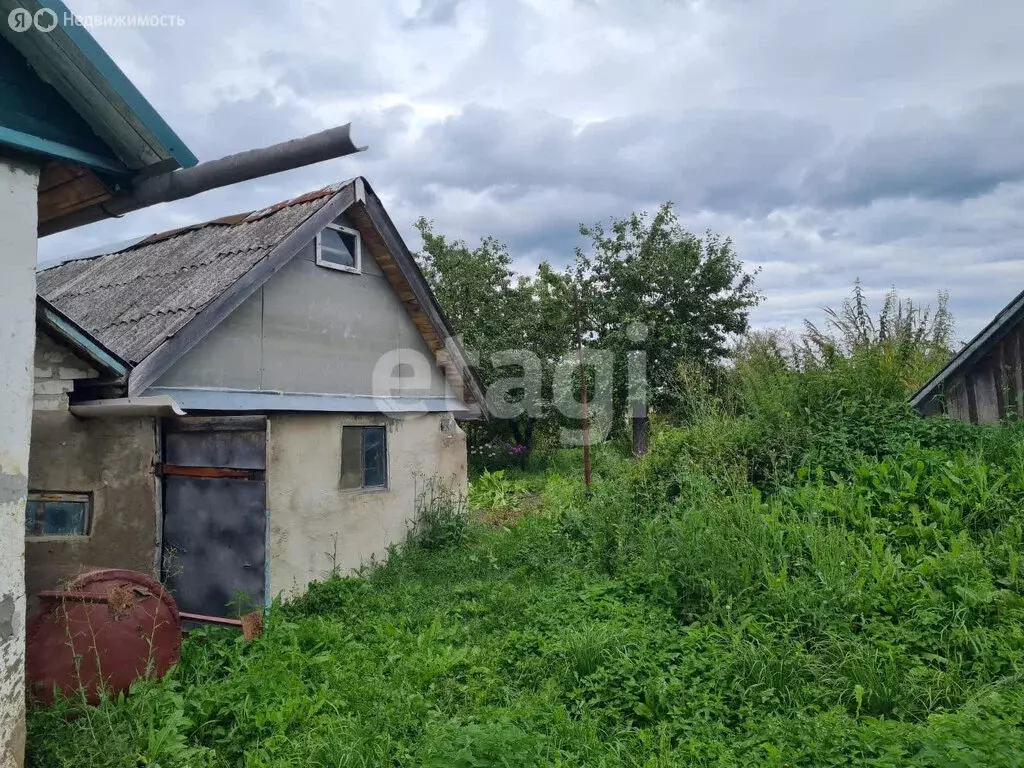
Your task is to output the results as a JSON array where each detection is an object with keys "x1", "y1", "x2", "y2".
[{"x1": 160, "y1": 417, "x2": 267, "y2": 618}]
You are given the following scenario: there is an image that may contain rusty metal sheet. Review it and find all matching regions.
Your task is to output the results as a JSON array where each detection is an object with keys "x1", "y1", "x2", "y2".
[
  {"x1": 164, "y1": 429, "x2": 265, "y2": 469},
  {"x1": 26, "y1": 569, "x2": 181, "y2": 705}
]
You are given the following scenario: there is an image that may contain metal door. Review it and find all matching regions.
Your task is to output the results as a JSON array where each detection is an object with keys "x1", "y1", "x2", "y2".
[{"x1": 160, "y1": 417, "x2": 267, "y2": 618}]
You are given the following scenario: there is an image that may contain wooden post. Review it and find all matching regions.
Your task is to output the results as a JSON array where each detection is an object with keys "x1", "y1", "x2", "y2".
[
  {"x1": 578, "y1": 336, "x2": 592, "y2": 493},
  {"x1": 631, "y1": 406, "x2": 649, "y2": 457}
]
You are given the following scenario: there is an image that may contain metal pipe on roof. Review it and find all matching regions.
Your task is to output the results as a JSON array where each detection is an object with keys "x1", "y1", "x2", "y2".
[{"x1": 40, "y1": 124, "x2": 366, "y2": 236}]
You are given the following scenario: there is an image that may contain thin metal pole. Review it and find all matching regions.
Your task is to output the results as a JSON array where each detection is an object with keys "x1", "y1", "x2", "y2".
[
  {"x1": 578, "y1": 337, "x2": 592, "y2": 492},
  {"x1": 574, "y1": 284, "x2": 592, "y2": 493}
]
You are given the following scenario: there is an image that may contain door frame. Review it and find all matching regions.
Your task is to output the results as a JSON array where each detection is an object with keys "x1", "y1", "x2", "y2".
[{"x1": 157, "y1": 415, "x2": 269, "y2": 619}]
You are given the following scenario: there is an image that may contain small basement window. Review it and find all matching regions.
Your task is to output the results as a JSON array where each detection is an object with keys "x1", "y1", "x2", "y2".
[
  {"x1": 340, "y1": 426, "x2": 387, "y2": 490},
  {"x1": 316, "y1": 223, "x2": 361, "y2": 273},
  {"x1": 25, "y1": 492, "x2": 91, "y2": 537}
]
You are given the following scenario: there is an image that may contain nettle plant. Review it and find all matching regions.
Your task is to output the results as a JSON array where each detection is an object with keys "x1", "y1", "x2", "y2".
[{"x1": 467, "y1": 469, "x2": 527, "y2": 512}]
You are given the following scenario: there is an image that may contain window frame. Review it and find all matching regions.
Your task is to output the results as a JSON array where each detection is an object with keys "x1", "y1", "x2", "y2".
[
  {"x1": 340, "y1": 425, "x2": 389, "y2": 492},
  {"x1": 315, "y1": 223, "x2": 362, "y2": 274},
  {"x1": 25, "y1": 491, "x2": 92, "y2": 539}
]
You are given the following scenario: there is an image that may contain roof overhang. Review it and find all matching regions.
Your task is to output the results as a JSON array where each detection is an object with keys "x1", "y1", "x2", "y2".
[
  {"x1": 910, "y1": 286, "x2": 1024, "y2": 410},
  {"x1": 36, "y1": 296, "x2": 128, "y2": 379},
  {"x1": 0, "y1": 0, "x2": 196, "y2": 173}
]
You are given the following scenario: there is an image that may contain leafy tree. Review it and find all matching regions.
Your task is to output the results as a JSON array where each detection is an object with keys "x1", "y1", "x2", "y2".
[
  {"x1": 414, "y1": 220, "x2": 574, "y2": 460},
  {"x1": 575, "y1": 203, "x2": 762, "y2": 453},
  {"x1": 414, "y1": 218, "x2": 520, "y2": 363},
  {"x1": 415, "y1": 205, "x2": 762, "y2": 461}
]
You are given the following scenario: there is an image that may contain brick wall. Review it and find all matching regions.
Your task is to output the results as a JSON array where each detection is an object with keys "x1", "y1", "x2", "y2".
[{"x1": 33, "y1": 332, "x2": 97, "y2": 411}]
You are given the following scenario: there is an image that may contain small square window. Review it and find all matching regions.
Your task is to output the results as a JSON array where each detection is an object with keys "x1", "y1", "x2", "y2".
[
  {"x1": 340, "y1": 426, "x2": 387, "y2": 490},
  {"x1": 316, "y1": 223, "x2": 361, "y2": 273},
  {"x1": 26, "y1": 492, "x2": 91, "y2": 537}
]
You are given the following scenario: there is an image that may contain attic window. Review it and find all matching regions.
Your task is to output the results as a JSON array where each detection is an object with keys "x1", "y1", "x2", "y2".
[{"x1": 316, "y1": 223, "x2": 361, "y2": 273}]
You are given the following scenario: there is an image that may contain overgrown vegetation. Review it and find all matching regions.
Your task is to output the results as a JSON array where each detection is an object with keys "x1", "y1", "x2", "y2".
[{"x1": 28, "y1": 282, "x2": 1024, "y2": 766}]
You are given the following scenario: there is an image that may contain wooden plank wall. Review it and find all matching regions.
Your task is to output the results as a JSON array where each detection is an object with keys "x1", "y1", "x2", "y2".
[
  {"x1": 37, "y1": 161, "x2": 110, "y2": 228},
  {"x1": 939, "y1": 324, "x2": 1024, "y2": 424}
]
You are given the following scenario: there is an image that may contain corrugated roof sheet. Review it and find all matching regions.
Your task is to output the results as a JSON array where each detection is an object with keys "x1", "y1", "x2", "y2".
[{"x1": 37, "y1": 183, "x2": 348, "y2": 365}]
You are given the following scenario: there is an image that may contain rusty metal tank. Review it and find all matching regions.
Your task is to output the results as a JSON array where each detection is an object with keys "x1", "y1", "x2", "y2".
[{"x1": 26, "y1": 569, "x2": 182, "y2": 705}]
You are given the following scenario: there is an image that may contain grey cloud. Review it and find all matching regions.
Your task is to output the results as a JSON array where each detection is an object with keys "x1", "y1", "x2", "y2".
[
  {"x1": 401, "y1": 0, "x2": 466, "y2": 29},
  {"x1": 398, "y1": 91, "x2": 1024, "y2": 221},
  {"x1": 804, "y1": 87, "x2": 1024, "y2": 207},
  {"x1": 395, "y1": 105, "x2": 830, "y2": 216},
  {"x1": 185, "y1": 91, "x2": 307, "y2": 160},
  {"x1": 40, "y1": 0, "x2": 1024, "y2": 345}
]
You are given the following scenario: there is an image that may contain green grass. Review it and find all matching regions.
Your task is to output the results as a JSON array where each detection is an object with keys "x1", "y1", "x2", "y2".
[{"x1": 27, "y1": 349, "x2": 1024, "y2": 765}]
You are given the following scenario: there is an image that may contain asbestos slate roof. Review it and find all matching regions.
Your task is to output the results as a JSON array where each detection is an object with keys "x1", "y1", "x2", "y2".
[{"x1": 37, "y1": 183, "x2": 348, "y2": 365}]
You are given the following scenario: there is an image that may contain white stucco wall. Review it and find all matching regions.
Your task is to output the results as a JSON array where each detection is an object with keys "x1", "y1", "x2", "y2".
[
  {"x1": 0, "y1": 156, "x2": 39, "y2": 768},
  {"x1": 266, "y1": 412, "x2": 467, "y2": 598}
]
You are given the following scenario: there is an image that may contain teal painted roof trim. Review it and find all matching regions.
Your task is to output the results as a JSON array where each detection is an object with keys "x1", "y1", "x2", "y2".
[
  {"x1": 39, "y1": 0, "x2": 197, "y2": 169},
  {"x1": 0, "y1": 33, "x2": 127, "y2": 173},
  {"x1": 37, "y1": 298, "x2": 128, "y2": 379},
  {"x1": 0, "y1": 125, "x2": 127, "y2": 174}
]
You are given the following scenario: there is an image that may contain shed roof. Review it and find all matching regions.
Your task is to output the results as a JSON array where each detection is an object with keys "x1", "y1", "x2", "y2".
[
  {"x1": 910, "y1": 287, "x2": 1024, "y2": 411},
  {"x1": 37, "y1": 177, "x2": 486, "y2": 413},
  {"x1": 37, "y1": 184, "x2": 345, "y2": 365}
]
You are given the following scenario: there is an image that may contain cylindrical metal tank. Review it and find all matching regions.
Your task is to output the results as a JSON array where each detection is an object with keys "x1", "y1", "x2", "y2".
[{"x1": 26, "y1": 569, "x2": 182, "y2": 705}]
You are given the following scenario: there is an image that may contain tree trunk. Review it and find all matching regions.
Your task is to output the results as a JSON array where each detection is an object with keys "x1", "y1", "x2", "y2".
[
  {"x1": 521, "y1": 420, "x2": 534, "y2": 469},
  {"x1": 631, "y1": 413, "x2": 649, "y2": 457}
]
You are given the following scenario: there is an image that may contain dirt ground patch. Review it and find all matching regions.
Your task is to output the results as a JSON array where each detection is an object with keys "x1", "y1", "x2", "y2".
[{"x1": 470, "y1": 492, "x2": 541, "y2": 528}]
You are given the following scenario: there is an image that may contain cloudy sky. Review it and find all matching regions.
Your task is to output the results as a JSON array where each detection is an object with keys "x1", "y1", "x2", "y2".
[{"x1": 39, "y1": 0, "x2": 1024, "y2": 341}]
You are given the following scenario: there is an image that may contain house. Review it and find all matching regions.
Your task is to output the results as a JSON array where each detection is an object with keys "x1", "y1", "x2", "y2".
[
  {"x1": 1, "y1": 4, "x2": 371, "y2": 761},
  {"x1": 0, "y1": 4, "x2": 199, "y2": 762},
  {"x1": 28, "y1": 177, "x2": 484, "y2": 623},
  {"x1": 911, "y1": 288, "x2": 1024, "y2": 424}
]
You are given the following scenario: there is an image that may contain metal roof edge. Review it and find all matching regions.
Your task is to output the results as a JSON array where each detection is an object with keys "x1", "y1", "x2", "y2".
[
  {"x1": 71, "y1": 395, "x2": 186, "y2": 418},
  {"x1": 36, "y1": 296, "x2": 129, "y2": 378},
  {"x1": 144, "y1": 387, "x2": 475, "y2": 415}
]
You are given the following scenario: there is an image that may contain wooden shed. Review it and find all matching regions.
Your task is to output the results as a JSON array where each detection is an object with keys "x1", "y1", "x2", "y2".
[{"x1": 911, "y1": 290, "x2": 1024, "y2": 424}]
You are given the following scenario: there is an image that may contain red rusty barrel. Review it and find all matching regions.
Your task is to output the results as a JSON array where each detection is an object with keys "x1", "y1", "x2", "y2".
[{"x1": 26, "y1": 569, "x2": 181, "y2": 705}]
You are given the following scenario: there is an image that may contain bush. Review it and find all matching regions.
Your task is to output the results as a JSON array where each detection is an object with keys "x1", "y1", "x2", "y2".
[
  {"x1": 467, "y1": 469, "x2": 526, "y2": 511},
  {"x1": 407, "y1": 479, "x2": 468, "y2": 551}
]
